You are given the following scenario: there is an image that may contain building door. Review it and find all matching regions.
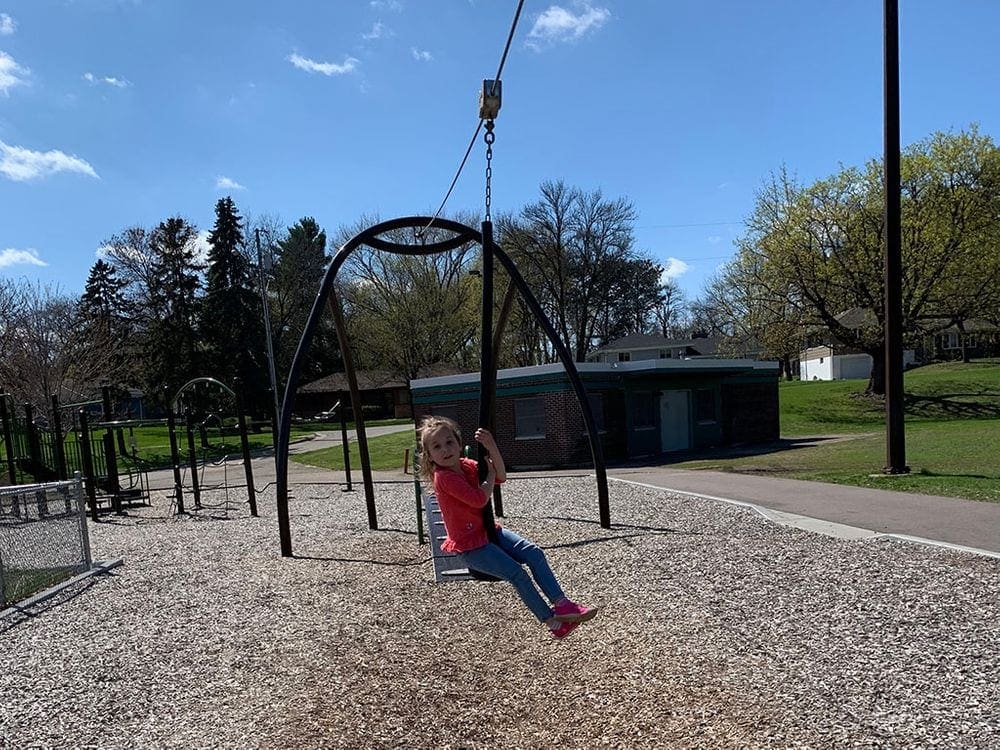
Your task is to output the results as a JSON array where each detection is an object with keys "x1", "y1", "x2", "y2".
[{"x1": 659, "y1": 390, "x2": 691, "y2": 452}]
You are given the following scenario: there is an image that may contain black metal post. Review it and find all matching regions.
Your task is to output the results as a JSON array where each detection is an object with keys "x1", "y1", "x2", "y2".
[
  {"x1": 24, "y1": 403, "x2": 43, "y2": 480},
  {"x1": 185, "y1": 408, "x2": 202, "y2": 510},
  {"x1": 51, "y1": 394, "x2": 68, "y2": 480},
  {"x1": 328, "y1": 296, "x2": 376, "y2": 527},
  {"x1": 234, "y1": 379, "x2": 258, "y2": 516},
  {"x1": 478, "y1": 221, "x2": 500, "y2": 542},
  {"x1": 0, "y1": 394, "x2": 17, "y2": 484},
  {"x1": 101, "y1": 386, "x2": 123, "y2": 515},
  {"x1": 164, "y1": 388, "x2": 185, "y2": 514},
  {"x1": 78, "y1": 410, "x2": 99, "y2": 521},
  {"x1": 268, "y1": 387, "x2": 280, "y2": 468},
  {"x1": 883, "y1": 0, "x2": 908, "y2": 475},
  {"x1": 338, "y1": 391, "x2": 353, "y2": 492}
]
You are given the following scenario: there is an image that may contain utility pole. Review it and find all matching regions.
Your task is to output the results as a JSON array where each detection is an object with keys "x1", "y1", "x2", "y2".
[{"x1": 883, "y1": 0, "x2": 908, "y2": 474}]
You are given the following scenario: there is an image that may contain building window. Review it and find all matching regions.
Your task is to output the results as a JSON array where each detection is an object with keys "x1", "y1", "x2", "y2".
[
  {"x1": 631, "y1": 391, "x2": 656, "y2": 429},
  {"x1": 618, "y1": 352, "x2": 631, "y2": 362},
  {"x1": 944, "y1": 332, "x2": 976, "y2": 350},
  {"x1": 694, "y1": 388, "x2": 716, "y2": 423},
  {"x1": 659, "y1": 349, "x2": 670, "y2": 359},
  {"x1": 514, "y1": 397, "x2": 546, "y2": 439}
]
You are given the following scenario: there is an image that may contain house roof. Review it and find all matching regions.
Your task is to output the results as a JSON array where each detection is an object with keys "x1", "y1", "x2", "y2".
[
  {"x1": 835, "y1": 307, "x2": 879, "y2": 329},
  {"x1": 299, "y1": 364, "x2": 464, "y2": 393},
  {"x1": 588, "y1": 333, "x2": 720, "y2": 356},
  {"x1": 411, "y1": 358, "x2": 778, "y2": 391}
]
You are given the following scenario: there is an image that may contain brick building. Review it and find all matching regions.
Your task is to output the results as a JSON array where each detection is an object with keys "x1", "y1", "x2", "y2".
[{"x1": 410, "y1": 359, "x2": 779, "y2": 469}]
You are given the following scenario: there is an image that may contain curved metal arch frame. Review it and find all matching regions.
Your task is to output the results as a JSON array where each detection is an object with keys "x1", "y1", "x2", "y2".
[
  {"x1": 274, "y1": 216, "x2": 610, "y2": 558},
  {"x1": 172, "y1": 377, "x2": 236, "y2": 409}
]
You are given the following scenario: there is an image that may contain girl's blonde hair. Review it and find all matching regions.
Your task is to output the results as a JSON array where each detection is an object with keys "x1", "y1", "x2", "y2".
[{"x1": 416, "y1": 415, "x2": 463, "y2": 484}]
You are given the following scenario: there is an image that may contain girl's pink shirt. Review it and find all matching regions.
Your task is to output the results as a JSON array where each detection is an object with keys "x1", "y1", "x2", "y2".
[{"x1": 433, "y1": 457, "x2": 503, "y2": 553}]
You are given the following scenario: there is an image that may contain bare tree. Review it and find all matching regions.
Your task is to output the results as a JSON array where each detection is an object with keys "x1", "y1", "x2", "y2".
[
  {"x1": 655, "y1": 277, "x2": 687, "y2": 338},
  {"x1": 334, "y1": 214, "x2": 481, "y2": 379},
  {"x1": 501, "y1": 180, "x2": 659, "y2": 361},
  {"x1": 0, "y1": 280, "x2": 117, "y2": 420}
]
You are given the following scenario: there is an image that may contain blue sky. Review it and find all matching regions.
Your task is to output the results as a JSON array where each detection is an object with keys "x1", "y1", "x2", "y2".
[{"x1": 2, "y1": 1, "x2": 1000, "y2": 302}]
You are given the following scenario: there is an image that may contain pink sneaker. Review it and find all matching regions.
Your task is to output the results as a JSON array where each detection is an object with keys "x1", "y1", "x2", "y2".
[
  {"x1": 552, "y1": 599, "x2": 598, "y2": 623},
  {"x1": 549, "y1": 620, "x2": 580, "y2": 639}
]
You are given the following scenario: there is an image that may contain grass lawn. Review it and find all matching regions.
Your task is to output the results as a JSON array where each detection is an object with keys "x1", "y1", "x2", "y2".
[
  {"x1": 3, "y1": 565, "x2": 80, "y2": 606},
  {"x1": 669, "y1": 359, "x2": 1000, "y2": 503},
  {"x1": 291, "y1": 428, "x2": 417, "y2": 472},
  {"x1": 268, "y1": 360, "x2": 1000, "y2": 504}
]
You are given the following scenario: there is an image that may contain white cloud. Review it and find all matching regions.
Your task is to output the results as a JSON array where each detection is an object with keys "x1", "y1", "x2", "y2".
[
  {"x1": 707, "y1": 235, "x2": 722, "y2": 244},
  {"x1": 0, "y1": 50, "x2": 29, "y2": 94},
  {"x1": 527, "y1": 3, "x2": 610, "y2": 47},
  {"x1": 411, "y1": 47, "x2": 432, "y2": 62},
  {"x1": 0, "y1": 248, "x2": 47, "y2": 268},
  {"x1": 370, "y1": 0, "x2": 402, "y2": 11},
  {"x1": 288, "y1": 53, "x2": 359, "y2": 76},
  {"x1": 0, "y1": 13, "x2": 16, "y2": 35},
  {"x1": 362, "y1": 21, "x2": 393, "y2": 40},
  {"x1": 0, "y1": 139, "x2": 99, "y2": 181},
  {"x1": 216, "y1": 175, "x2": 246, "y2": 191},
  {"x1": 83, "y1": 72, "x2": 132, "y2": 88},
  {"x1": 661, "y1": 257, "x2": 690, "y2": 281}
]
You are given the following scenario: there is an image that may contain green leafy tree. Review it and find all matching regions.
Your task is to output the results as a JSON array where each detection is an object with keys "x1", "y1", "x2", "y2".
[
  {"x1": 731, "y1": 127, "x2": 1000, "y2": 394},
  {"x1": 337, "y1": 215, "x2": 480, "y2": 379}
]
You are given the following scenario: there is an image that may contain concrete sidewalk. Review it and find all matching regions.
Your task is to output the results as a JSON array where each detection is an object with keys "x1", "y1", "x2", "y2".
[{"x1": 606, "y1": 466, "x2": 1000, "y2": 558}]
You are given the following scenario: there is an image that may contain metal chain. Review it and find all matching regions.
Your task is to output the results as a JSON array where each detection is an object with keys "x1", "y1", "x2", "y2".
[{"x1": 484, "y1": 119, "x2": 495, "y2": 222}]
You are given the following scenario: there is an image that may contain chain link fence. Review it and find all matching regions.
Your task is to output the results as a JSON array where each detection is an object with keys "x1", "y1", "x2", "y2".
[{"x1": 0, "y1": 476, "x2": 92, "y2": 608}]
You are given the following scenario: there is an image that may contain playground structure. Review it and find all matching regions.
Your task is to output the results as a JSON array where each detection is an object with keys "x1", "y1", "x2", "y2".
[
  {"x1": 274, "y1": 215, "x2": 611, "y2": 558},
  {"x1": 162, "y1": 377, "x2": 260, "y2": 519},
  {"x1": 0, "y1": 378, "x2": 264, "y2": 521},
  {"x1": 1, "y1": 388, "x2": 150, "y2": 519}
]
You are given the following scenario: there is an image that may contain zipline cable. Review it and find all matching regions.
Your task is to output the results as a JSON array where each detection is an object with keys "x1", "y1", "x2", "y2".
[{"x1": 420, "y1": 0, "x2": 525, "y2": 235}]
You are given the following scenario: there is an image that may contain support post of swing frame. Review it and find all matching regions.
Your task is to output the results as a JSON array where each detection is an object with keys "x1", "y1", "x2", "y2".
[{"x1": 478, "y1": 220, "x2": 500, "y2": 541}]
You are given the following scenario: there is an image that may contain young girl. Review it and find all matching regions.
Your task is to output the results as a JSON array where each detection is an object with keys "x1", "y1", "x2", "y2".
[{"x1": 418, "y1": 415, "x2": 597, "y2": 639}]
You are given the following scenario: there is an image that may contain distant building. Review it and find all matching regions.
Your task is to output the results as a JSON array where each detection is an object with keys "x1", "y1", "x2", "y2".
[
  {"x1": 586, "y1": 333, "x2": 721, "y2": 364},
  {"x1": 297, "y1": 371, "x2": 412, "y2": 419},
  {"x1": 798, "y1": 345, "x2": 917, "y2": 381},
  {"x1": 410, "y1": 359, "x2": 779, "y2": 469},
  {"x1": 297, "y1": 365, "x2": 463, "y2": 419}
]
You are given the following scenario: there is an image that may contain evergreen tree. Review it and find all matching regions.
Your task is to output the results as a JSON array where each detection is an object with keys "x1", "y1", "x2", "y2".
[
  {"x1": 270, "y1": 216, "x2": 338, "y2": 384},
  {"x1": 200, "y1": 197, "x2": 266, "y2": 405},
  {"x1": 144, "y1": 217, "x2": 203, "y2": 405},
  {"x1": 78, "y1": 258, "x2": 132, "y2": 385}
]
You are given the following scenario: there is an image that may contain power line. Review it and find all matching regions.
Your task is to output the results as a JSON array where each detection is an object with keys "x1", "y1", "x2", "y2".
[{"x1": 422, "y1": 0, "x2": 526, "y2": 235}]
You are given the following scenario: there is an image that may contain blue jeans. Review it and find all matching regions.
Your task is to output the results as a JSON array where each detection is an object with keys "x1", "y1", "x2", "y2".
[{"x1": 459, "y1": 527, "x2": 565, "y2": 622}]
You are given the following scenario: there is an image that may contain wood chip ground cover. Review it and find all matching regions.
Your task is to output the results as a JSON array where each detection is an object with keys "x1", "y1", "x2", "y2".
[{"x1": 1, "y1": 477, "x2": 998, "y2": 748}]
